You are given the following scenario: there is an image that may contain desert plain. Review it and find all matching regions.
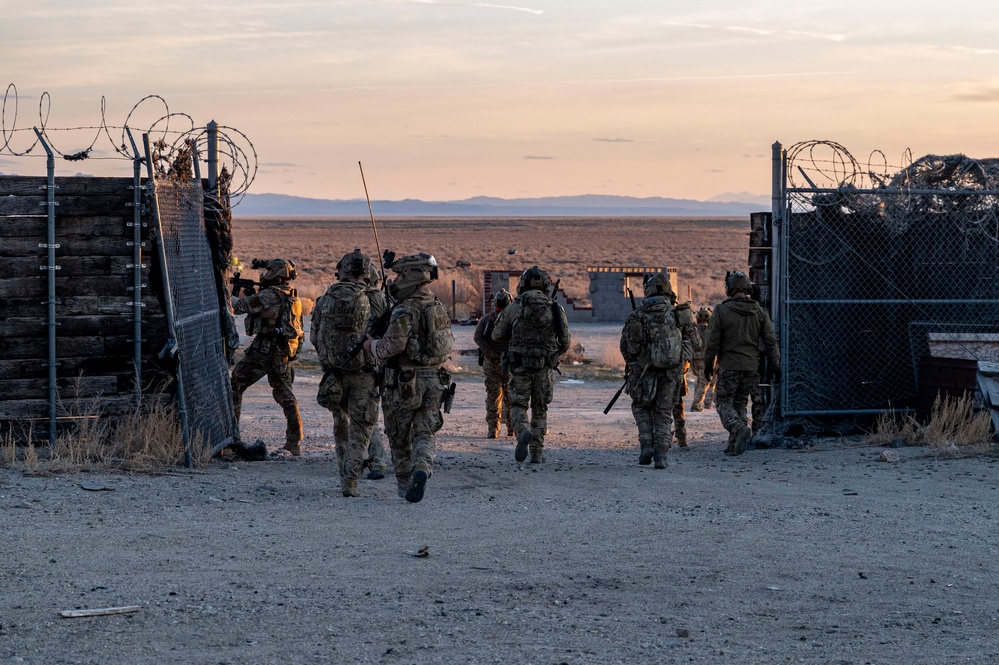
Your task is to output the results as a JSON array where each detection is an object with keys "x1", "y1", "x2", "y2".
[{"x1": 2, "y1": 216, "x2": 998, "y2": 664}]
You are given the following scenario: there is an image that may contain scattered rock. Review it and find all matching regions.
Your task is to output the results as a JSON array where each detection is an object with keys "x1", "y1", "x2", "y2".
[{"x1": 879, "y1": 450, "x2": 900, "y2": 463}]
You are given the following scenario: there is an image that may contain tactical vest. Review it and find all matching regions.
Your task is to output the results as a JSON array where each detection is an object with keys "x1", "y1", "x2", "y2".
[
  {"x1": 314, "y1": 281, "x2": 370, "y2": 370},
  {"x1": 638, "y1": 301, "x2": 682, "y2": 370},
  {"x1": 403, "y1": 297, "x2": 453, "y2": 366},
  {"x1": 509, "y1": 290, "x2": 561, "y2": 369},
  {"x1": 244, "y1": 285, "x2": 304, "y2": 358}
]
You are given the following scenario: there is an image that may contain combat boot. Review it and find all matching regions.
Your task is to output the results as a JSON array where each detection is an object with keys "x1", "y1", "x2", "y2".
[
  {"x1": 690, "y1": 403, "x2": 703, "y2": 412},
  {"x1": 653, "y1": 451, "x2": 667, "y2": 469},
  {"x1": 530, "y1": 452, "x2": 544, "y2": 464},
  {"x1": 675, "y1": 431, "x2": 688, "y2": 448},
  {"x1": 367, "y1": 468, "x2": 386, "y2": 480},
  {"x1": 515, "y1": 430, "x2": 533, "y2": 462},
  {"x1": 639, "y1": 445, "x2": 654, "y2": 466},
  {"x1": 723, "y1": 431, "x2": 736, "y2": 455},
  {"x1": 283, "y1": 440, "x2": 302, "y2": 457},
  {"x1": 733, "y1": 426, "x2": 752, "y2": 456},
  {"x1": 405, "y1": 469, "x2": 429, "y2": 503},
  {"x1": 341, "y1": 479, "x2": 359, "y2": 498}
]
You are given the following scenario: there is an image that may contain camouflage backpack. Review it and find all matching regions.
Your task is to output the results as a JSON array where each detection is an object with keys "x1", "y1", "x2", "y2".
[
  {"x1": 403, "y1": 297, "x2": 453, "y2": 366},
  {"x1": 509, "y1": 290, "x2": 560, "y2": 370},
  {"x1": 635, "y1": 298, "x2": 682, "y2": 370},
  {"x1": 313, "y1": 281, "x2": 370, "y2": 371}
]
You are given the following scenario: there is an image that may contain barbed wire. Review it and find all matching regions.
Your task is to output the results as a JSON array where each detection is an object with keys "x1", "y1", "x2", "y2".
[
  {"x1": 786, "y1": 139, "x2": 999, "y2": 234},
  {"x1": 1, "y1": 83, "x2": 257, "y2": 204}
]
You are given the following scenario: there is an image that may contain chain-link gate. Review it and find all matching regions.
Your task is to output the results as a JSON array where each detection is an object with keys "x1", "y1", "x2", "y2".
[
  {"x1": 152, "y1": 178, "x2": 237, "y2": 452},
  {"x1": 770, "y1": 142, "x2": 999, "y2": 425}
]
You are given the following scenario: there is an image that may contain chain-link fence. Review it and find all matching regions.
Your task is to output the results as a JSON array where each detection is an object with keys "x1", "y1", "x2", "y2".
[
  {"x1": 773, "y1": 143, "x2": 999, "y2": 424},
  {"x1": 153, "y1": 179, "x2": 236, "y2": 451}
]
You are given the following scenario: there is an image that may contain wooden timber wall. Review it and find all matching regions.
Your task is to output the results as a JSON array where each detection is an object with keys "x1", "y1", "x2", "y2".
[{"x1": 0, "y1": 175, "x2": 169, "y2": 432}]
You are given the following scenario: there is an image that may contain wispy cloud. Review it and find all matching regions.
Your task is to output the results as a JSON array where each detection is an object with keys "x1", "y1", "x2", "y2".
[
  {"x1": 523, "y1": 155, "x2": 555, "y2": 160},
  {"x1": 403, "y1": 0, "x2": 543, "y2": 14},
  {"x1": 594, "y1": 138, "x2": 634, "y2": 143},
  {"x1": 663, "y1": 19, "x2": 846, "y2": 42},
  {"x1": 951, "y1": 83, "x2": 999, "y2": 102},
  {"x1": 934, "y1": 45, "x2": 999, "y2": 56}
]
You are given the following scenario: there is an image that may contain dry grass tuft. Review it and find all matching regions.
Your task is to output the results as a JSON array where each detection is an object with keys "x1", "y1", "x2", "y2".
[
  {"x1": 2, "y1": 383, "x2": 213, "y2": 473},
  {"x1": 864, "y1": 392, "x2": 995, "y2": 455},
  {"x1": 924, "y1": 393, "x2": 994, "y2": 455}
]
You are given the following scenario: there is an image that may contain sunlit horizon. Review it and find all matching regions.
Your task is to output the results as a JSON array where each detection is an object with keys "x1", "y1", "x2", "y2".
[{"x1": 3, "y1": 1, "x2": 998, "y2": 203}]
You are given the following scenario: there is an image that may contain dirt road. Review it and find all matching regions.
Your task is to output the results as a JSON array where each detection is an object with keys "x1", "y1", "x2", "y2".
[{"x1": 2, "y1": 326, "x2": 998, "y2": 664}]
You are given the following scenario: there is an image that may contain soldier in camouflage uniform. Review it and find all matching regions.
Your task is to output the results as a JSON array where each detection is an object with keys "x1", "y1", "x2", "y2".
[
  {"x1": 490, "y1": 266, "x2": 570, "y2": 464},
  {"x1": 311, "y1": 249, "x2": 388, "y2": 497},
  {"x1": 704, "y1": 271, "x2": 780, "y2": 456},
  {"x1": 690, "y1": 307, "x2": 717, "y2": 412},
  {"x1": 473, "y1": 289, "x2": 513, "y2": 438},
  {"x1": 619, "y1": 273, "x2": 692, "y2": 469},
  {"x1": 670, "y1": 296, "x2": 697, "y2": 447},
  {"x1": 364, "y1": 253, "x2": 454, "y2": 503},
  {"x1": 363, "y1": 263, "x2": 389, "y2": 480},
  {"x1": 230, "y1": 258, "x2": 305, "y2": 458}
]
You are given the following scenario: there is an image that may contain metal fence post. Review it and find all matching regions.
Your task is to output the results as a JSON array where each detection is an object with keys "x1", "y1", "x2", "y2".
[{"x1": 33, "y1": 128, "x2": 58, "y2": 447}]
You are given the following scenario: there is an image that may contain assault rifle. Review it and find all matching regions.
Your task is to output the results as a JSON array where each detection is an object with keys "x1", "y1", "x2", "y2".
[
  {"x1": 604, "y1": 371, "x2": 628, "y2": 414},
  {"x1": 230, "y1": 272, "x2": 259, "y2": 297},
  {"x1": 604, "y1": 287, "x2": 639, "y2": 414},
  {"x1": 550, "y1": 278, "x2": 566, "y2": 375}
]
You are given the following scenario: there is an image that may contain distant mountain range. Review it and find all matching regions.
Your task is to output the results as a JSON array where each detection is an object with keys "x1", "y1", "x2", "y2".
[{"x1": 233, "y1": 193, "x2": 771, "y2": 217}]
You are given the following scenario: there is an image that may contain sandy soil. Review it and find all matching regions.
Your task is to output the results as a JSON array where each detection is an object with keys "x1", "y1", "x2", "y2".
[{"x1": 3, "y1": 324, "x2": 998, "y2": 664}]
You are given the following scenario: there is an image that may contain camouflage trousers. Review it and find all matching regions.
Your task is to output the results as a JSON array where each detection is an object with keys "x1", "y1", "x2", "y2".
[
  {"x1": 383, "y1": 367, "x2": 448, "y2": 492},
  {"x1": 367, "y1": 415, "x2": 387, "y2": 473},
  {"x1": 751, "y1": 384, "x2": 769, "y2": 435},
  {"x1": 231, "y1": 344, "x2": 302, "y2": 447},
  {"x1": 483, "y1": 357, "x2": 512, "y2": 436},
  {"x1": 507, "y1": 367, "x2": 555, "y2": 455},
  {"x1": 714, "y1": 368, "x2": 759, "y2": 439},
  {"x1": 317, "y1": 368, "x2": 379, "y2": 483},
  {"x1": 628, "y1": 368, "x2": 681, "y2": 454},
  {"x1": 690, "y1": 358, "x2": 716, "y2": 409}
]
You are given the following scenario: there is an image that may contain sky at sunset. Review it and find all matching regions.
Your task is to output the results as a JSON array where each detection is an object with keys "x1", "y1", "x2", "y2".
[{"x1": 3, "y1": 0, "x2": 998, "y2": 203}]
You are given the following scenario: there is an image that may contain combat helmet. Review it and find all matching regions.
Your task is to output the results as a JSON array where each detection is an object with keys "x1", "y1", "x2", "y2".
[
  {"x1": 642, "y1": 272, "x2": 674, "y2": 300},
  {"x1": 337, "y1": 248, "x2": 371, "y2": 281},
  {"x1": 494, "y1": 288, "x2": 512, "y2": 309},
  {"x1": 389, "y1": 252, "x2": 439, "y2": 299},
  {"x1": 257, "y1": 258, "x2": 297, "y2": 285},
  {"x1": 725, "y1": 271, "x2": 752, "y2": 297},
  {"x1": 517, "y1": 266, "x2": 551, "y2": 294},
  {"x1": 696, "y1": 306, "x2": 712, "y2": 323}
]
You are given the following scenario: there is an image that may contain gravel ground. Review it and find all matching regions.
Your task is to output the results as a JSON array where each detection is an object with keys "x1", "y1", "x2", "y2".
[{"x1": 2, "y1": 326, "x2": 998, "y2": 664}]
